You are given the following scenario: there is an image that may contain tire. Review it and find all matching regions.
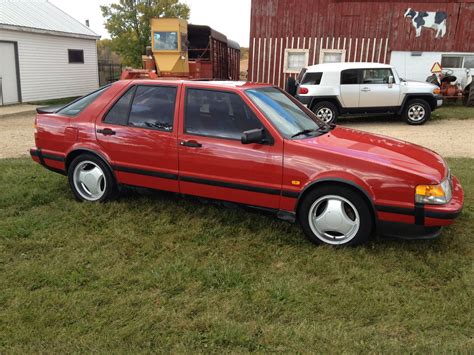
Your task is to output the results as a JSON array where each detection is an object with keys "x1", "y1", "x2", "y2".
[
  {"x1": 286, "y1": 77, "x2": 297, "y2": 96},
  {"x1": 312, "y1": 101, "x2": 338, "y2": 124},
  {"x1": 67, "y1": 153, "x2": 117, "y2": 202},
  {"x1": 298, "y1": 185, "x2": 373, "y2": 246},
  {"x1": 403, "y1": 99, "x2": 431, "y2": 125},
  {"x1": 463, "y1": 84, "x2": 474, "y2": 107}
]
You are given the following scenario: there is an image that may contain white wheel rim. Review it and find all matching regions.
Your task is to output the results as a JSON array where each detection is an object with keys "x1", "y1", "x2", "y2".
[
  {"x1": 73, "y1": 161, "x2": 106, "y2": 201},
  {"x1": 408, "y1": 104, "x2": 426, "y2": 121},
  {"x1": 308, "y1": 195, "x2": 360, "y2": 245},
  {"x1": 316, "y1": 107, "x2": 334, "y2": 123}
]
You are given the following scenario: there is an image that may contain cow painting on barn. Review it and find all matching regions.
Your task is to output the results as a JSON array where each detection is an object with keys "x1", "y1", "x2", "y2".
[{"x1": 404, "y1": 8, "x2": 448, "y2": 38}]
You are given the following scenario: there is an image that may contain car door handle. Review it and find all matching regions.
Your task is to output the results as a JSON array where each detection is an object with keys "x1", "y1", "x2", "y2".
[
  {"x1": 361, "y1": 87, "x2": 371, "y2": 92},
  {"x1": 97, "y1": 128, "x2": 116, "y2": 136},
  {"x1": 180, "y1": 140, "x2": 202, "y2": 148}
]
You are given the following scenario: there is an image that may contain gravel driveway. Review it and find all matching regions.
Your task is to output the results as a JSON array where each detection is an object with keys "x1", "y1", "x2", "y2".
[{"x1": 1, "y1": 113, "x2": 473, "y2": 159}]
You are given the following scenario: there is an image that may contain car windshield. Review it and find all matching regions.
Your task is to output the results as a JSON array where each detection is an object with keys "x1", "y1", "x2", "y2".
[{"x1": 245, "y1": 87, "x2": 324, "y2": 138}]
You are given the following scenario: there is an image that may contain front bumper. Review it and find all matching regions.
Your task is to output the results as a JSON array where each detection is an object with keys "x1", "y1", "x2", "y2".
[{"x1": 377, "y1": 175, "x2": 463, "y2": 239}]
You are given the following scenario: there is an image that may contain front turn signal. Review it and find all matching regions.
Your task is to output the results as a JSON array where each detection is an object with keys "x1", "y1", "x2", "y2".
[
  {"x1": 433, "y1": 88, "x2": 441, "y2": 95},
  {"x1": 415, "y1": 183, "x2": 448, "y2": 204}
]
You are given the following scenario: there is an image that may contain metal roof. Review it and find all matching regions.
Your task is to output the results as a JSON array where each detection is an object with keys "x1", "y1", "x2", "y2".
[{"x1": 0, "y1": 0, "x2": 100, "y2": 39}]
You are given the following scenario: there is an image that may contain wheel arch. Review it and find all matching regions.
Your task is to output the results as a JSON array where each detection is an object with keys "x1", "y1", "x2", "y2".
[
  {"x1": 65, "y1": 148, "x2": 115, "y2": 178},
  {"x1": 295, "y1": 178, "x2": 377, "y2": 222},
  {"x1": 309, "y1": 96, "x2": 343, "y2": 113},
  {"x1": 399, "y1": 94, "x2": 437, "y2": 113}
]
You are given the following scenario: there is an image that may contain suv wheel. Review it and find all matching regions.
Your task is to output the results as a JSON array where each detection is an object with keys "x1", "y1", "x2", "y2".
[
  {"x1": 298, "y1": 185, "x2": 373, "y2": 246},
  {"x1": 312, "y1": 101, "x2": 338, "y2": 124},
  {"x1": 403, "y1": 99, "x2": 431, "y2": 125},
  {"x1": 68, "y1": 154, "x2": 117, "y2": 202}
]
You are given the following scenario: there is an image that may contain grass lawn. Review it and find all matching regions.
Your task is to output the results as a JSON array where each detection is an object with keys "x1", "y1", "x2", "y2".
[
  {"x1": 432, "y1": 104, "x2": 474, "y2": 120},
  {"x1": 1, "y1": 158, "x2": 472, "y2": 352}
]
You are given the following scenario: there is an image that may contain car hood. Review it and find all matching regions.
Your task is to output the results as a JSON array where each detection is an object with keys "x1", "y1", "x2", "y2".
[
  {"x1": 300, "y1": 127, "x2": 448, "y2": 183},
  {"x1": 402, "y1": 80, "x2": 438, "y2": 90}
]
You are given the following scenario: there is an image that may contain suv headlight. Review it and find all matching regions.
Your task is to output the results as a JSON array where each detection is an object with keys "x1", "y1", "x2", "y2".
[{"x1": 415, "y1": 177, "x2": 452, "y2": 205}]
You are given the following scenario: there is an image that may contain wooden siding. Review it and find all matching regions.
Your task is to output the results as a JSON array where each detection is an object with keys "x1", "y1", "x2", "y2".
[
  {"x1": 0, "y1": 29, "x2": 99, "y2": 102},
  {"x1": 249, "y1": 0, "x2": 474, "y2": 87}
]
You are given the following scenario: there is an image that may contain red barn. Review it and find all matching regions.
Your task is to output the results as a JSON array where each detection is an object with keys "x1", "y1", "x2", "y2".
[{"x1": 248, "y1": 0, "x2": 474, "y2": 87}]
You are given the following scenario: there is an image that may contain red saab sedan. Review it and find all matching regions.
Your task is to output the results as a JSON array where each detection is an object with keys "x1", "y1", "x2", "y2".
[{"x1": 30, "y1": 80, "x2": 463, "y2": 246}]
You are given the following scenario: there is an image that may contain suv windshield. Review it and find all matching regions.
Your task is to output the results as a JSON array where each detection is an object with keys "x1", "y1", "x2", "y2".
[{"x1": 245, "y1": 87, "x2": 324, "y2": 138}]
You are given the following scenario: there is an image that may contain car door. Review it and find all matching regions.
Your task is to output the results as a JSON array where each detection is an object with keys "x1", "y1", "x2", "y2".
[
  {"x1": 339, "y1": 69, "x2": 360, "y2": 108},
  {"x1": 95, "y1": 83, "x2": 180, "y2": 193},
  {"x1": 359, "y1": 68, "x2": 400, "y2": 108},
  {"x1": 177, "y1": 86, "x2": 283, "y2": 209}
]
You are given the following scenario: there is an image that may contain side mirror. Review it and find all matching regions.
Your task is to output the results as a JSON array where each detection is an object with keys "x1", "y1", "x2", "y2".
[
  {"x1": 388, "y1": 75, "x2": 394, "y2": 84},
  {"x1": 241, "y1": 128, "x2": 266, "y2": 145}
]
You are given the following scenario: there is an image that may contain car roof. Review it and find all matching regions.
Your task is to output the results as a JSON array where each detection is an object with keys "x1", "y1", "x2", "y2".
[
  {"x1": 119, "y1": 79, "x2": 272, "y2": 90},
  {"x1": 305, "y1": 62, "x2": 393, "y2": 73}
]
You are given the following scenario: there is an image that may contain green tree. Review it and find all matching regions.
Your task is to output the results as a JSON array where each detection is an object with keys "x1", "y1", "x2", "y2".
[{"x1": 101, "y1": 0, "x2": 190, "y2": 67}]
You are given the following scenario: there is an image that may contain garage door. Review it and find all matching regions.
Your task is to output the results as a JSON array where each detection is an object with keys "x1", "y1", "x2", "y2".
[{"x1": 0, "y1": 42, "x2": 19, "y2": 105}]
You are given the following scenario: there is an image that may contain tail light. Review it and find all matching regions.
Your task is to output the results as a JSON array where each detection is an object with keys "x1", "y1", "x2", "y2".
[{"x1": 298, "y1": 87, "x2": 309, "y2": 95}]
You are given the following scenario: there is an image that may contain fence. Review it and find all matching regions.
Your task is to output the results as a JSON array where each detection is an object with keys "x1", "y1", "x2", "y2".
[{"x1": 98, "y1": 61, "x2": 123, "y2": 86}]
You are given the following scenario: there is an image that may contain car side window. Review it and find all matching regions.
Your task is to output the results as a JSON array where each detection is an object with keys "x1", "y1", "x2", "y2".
[
  {"x1": 302, "y1": 72, "x2": 322, "y2": 85},
  {"x1": 128, "y1": 86, "x2": 177, "y2": 131},
  {"x1": 103, "y1": 85, "x2": 177, "y2": 131},
  {"x1": 340, "y1": 69, "x2": 359, "y2": 85},
  {"x1": 185, "y1": 88, "x2": 263, "y2": 140},
  {"x1": 362, "y1": 69, "x2": 393, "y2": 84},
  {"x1": 103, "y1": 86, "x2": 135, "y2": 125}
]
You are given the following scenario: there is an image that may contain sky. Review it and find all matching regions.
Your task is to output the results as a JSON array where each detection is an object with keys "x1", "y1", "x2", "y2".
[{"x1": 48, "y1": 0, "x2": 251, "y2": 47}]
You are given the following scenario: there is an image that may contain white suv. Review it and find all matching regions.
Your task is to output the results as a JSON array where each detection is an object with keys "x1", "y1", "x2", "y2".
[{"x1": 288, "y1": 63, "x2": 443, "y2": 125}]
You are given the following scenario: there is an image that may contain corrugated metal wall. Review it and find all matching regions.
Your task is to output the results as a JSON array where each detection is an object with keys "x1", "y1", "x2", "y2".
[{"x1": 249, "y1": 0, "x2": 474, "y2": 87}]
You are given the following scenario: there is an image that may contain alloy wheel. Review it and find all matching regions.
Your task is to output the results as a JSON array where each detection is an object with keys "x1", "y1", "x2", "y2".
[
  {"x1": 307, "y1": 195, "x2": 360, "y2": 245},
  {"x1": 73, "y1": 160, "x2": 107, "y2": 201}
]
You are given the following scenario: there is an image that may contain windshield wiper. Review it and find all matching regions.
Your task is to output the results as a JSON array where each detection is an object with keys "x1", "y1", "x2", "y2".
[{"x1": 291, "y1": 129, "x2": 318, "y2": 138}]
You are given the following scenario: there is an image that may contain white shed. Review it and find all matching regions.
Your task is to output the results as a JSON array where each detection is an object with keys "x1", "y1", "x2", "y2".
[{"x1": 0, "y1": 0, "x2": 100, "y2": 105}]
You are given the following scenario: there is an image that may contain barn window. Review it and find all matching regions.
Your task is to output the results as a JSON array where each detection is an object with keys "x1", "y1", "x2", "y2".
[
  {"x1": 442, "y1": 55, "x2": 474, "y2": 69},
  {"x1": 68, "y1": 49, "x2": 84, "y2": 63},
  {"x1": 284, "y1": 49, "x2": 309, "y2": 74},
  {"x1": 320, "y1": 49, "x2": 346, "y2": 64}
]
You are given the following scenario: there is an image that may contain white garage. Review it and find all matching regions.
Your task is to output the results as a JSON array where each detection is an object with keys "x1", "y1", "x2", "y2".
[{"x1": 0, "y1": 0, "x2": 100, "y2": 105}]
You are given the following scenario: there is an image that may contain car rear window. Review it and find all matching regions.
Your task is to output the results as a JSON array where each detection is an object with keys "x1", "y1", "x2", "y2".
[
  {"x1": 302, "y1": 72, "x2": 322, "y2": 85},
  {"x1": 341, "y1": 69, "x2": 359, "y2": 85},
  {"x1": 57, "y1": 85, "x2": 109, "y2": 116}
]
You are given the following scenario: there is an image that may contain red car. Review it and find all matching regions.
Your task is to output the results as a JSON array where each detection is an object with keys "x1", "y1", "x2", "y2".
[{"x1": 31, "y1": 80, "x2": 463, "y2": 246}]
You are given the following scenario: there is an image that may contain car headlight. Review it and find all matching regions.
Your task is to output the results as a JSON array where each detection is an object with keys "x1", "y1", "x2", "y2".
[
  {"x1": 415, "y1": 177, "x2": 452, "y2": 205},
  {"x1": 433, "y1": 88, "x2": 441, "y2": 95}
]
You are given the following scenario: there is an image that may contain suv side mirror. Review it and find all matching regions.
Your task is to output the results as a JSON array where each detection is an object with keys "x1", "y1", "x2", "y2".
[
  {"x1": 241, "y1": 128, "x2": 268, "y2": 145},
  {"x1": 388, "y1": 75, "x2": 394, "y2": 84}
]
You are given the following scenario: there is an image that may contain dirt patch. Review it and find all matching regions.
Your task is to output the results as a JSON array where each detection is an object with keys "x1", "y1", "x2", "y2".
[
  {"x1": 0, "y1": 114, "x2": 472, "y2": 159},
  {"x1": 0, "y1": 113, "x2": 35, "y2": 159},
  {"x1": 338, "y1": 118, "x2": 474, "y2": 158}
]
